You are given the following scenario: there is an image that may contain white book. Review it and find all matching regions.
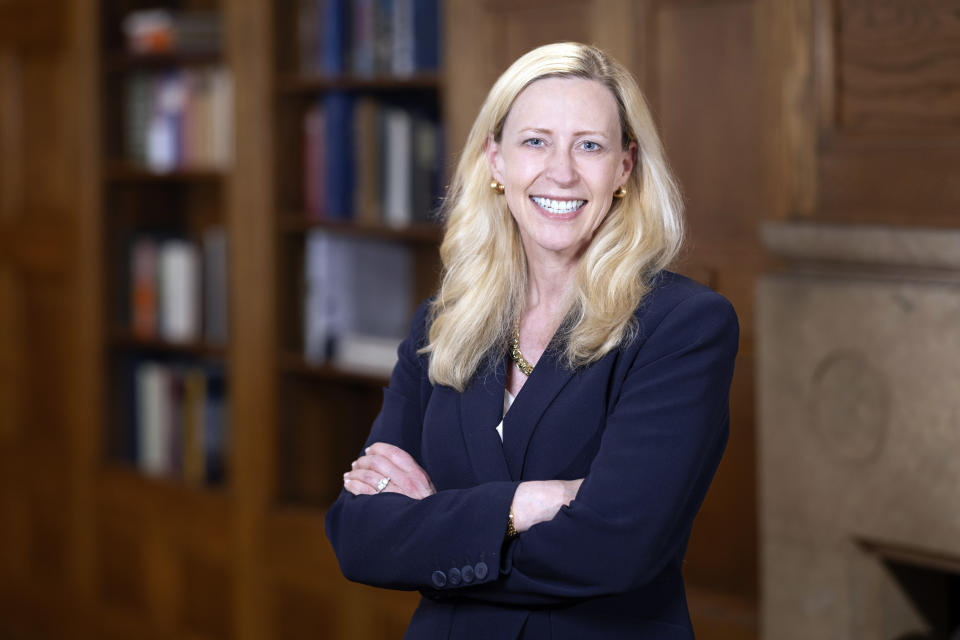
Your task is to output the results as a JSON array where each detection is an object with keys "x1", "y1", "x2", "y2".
[
  {"x1": 159, "y1": 240, "x2": 201, "y2": 343},
  {"x1": 304, "y1": 230, "x2": 331, "y2": 363},
  {"x1": 210, "y1": 67, "x2": 233, "y2": 169},
  {"x1": 334, "y1": 333, "x2": 401, "y2": 377},
  {"x1": 383, "y1": 108, "x2": 412, "y2": 227},
  {"x1": 136, "y1": 362, "x2": 170, "y2": 476}
]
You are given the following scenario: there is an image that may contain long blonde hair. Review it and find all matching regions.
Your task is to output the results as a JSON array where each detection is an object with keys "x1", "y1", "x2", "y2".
[{"x1": 423, "y1": 42, "x2": 684, "y2": 391}]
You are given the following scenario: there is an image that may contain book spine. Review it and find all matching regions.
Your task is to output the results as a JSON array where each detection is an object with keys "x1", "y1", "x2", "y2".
[
  {"x1": 323, "y1": 92, "x2": 355, "y2": 219},
  {"x1": 383, "y1": 107, "x2": 412, "y2": 227},
  {"x1": 159, "y1": 239, "x2": 201, "y2": 343},
  {"x1": 303, "y1": 102, "x2": 327, "y2": 219},
  {"x1": 413, "y1": 0, "x2": 440, "y2": 72},
  {"x1": 130, "y1": 236, "x2": 158, "y2": 337},
  {"x1": 391, "y1": 0, "x2": 414, "y2": 76},
  {"x1": 202, "y1": 226, "x2": 229, "y2": 345}
]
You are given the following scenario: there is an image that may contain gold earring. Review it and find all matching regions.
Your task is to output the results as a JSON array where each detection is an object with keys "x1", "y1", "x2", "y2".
[
  {"x1": 613, "y1": 186, "x2": 627, "y2": 199},
  {"x1": 490, "y1": 180, "x2": 505, "y2": 194}
]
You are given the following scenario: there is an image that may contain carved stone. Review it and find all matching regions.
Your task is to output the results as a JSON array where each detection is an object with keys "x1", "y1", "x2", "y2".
[{"x1": 758, "y1": 222, "x2": 960, "y2": 639}]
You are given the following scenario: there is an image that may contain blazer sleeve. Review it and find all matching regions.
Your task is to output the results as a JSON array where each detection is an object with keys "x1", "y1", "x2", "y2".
[
  {"x1": 457, "y1": 291, "x2": 739, "y2": 604},
  {"x1": 324, "y1": 303, "x2": 520, "y2": 592}
]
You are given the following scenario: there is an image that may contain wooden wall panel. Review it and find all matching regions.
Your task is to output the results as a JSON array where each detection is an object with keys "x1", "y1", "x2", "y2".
[
  {"x1": 836, "y1": 0, "x2": 960, "y2": 133},
  {"x1": 656, "y1": 0, "x2": 761, "y2": 611},
  {"x1": 0, "y1": 2, "x2": 90, "y2": 638},
  {"x1": 764, "y1": 0, "x2": 960, "y2": 226}
]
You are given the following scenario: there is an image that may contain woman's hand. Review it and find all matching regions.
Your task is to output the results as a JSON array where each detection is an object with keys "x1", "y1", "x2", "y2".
[
  {"x1": 511, "y1": 478, "x2": 583, "y2": 533},
  {"x1": 343, "y1": 442, "x2": 437, "y2": 500}
]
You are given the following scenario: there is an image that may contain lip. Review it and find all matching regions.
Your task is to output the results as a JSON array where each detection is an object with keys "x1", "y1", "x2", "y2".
[{"x1": 529, "y1": 195, "x2": 588, "y2": 220}]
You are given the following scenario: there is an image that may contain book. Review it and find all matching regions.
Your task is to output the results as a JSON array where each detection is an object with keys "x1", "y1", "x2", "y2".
[
  {"x1": 391, "y1": 0, "x2": 414, "y2": 76},
  {"x1": 202, "y1": 227, "x2": 229, "y2": 345},
  {"x1": 353, "y1": 96, "x2": 381, "y2": 224},
  {"x1": 182, "y1": 366, "x2": 207, "y2": 485},
  {"x1": 413, "y1": 0, "x2": 441, "y2": 72},
  {"x1": 130, "y1": 237, "x2": 158, "y2": 337},
  {"x1": 125, "y1": 67, "x2": 232, "y2": 172},
  {"x1": 135, "y1": 361, "x2": 171, "y2": 476},
  {"x1": 158, "y1": 240, "x2": 201, "y2": 343},
  {"x1": 323, "y1": 92, "x2": 356, "y2": 218},
  {"x1": 351, "y1": 0, "x2": 376, "y2": 76},
  {"x1": 333, "y1": 333, "x2": 401, "y2": 376},
  {"x1": 303, "y1": 102, "x2": 327, "y2": 219},
  {"x1": 382, "y1": 107, "x2": 412, "y2": 227},
  {"x1": 303, "y1": 232, "x2": 412, "y2": 365},
  {"x1": 320, "y1": 0, "x2": 349, "y2": 75}
]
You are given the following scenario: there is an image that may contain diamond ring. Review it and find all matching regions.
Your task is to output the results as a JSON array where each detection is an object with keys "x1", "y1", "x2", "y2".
[{"x1": 376, "y1": 476, "x2": 391, "y2": 493}]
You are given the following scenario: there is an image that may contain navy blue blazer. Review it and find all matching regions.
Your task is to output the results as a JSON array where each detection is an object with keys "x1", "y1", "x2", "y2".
[{"x1": 325, "y1": 271, "x2": 739, "y2": 639}]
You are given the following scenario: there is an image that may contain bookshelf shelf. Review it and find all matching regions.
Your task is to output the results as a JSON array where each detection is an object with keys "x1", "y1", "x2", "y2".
[
  {"x1": 105, "y1": 161, "x2": 227, "y2": 183},
  {"x1": 97, "y1": 464, "x2": 230, "y2": 507},
  {"x1": 108, "y1": 330, "x2": 227, "y2": 358},
  {"x1": 104, "y1": 51, "x2": 223, "y2": 72},
  {"x1": 279, "y1": 353, "x2": 390, "y2": 387},
  {"x1": 276, "y1": 72, "x2": 442, "y2": 94},
  {"x1": 277, "y1": 215, "x2": 442, "y2": 244}
]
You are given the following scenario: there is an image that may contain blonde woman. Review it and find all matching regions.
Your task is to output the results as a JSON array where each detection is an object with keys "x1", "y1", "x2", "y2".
[{"x1": 328, "y1": 42, "x2": 739, "y2": 639}]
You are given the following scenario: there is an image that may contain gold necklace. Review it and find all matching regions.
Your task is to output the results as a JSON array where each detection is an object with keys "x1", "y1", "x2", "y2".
[{"x1": 510, "y1": 327, "x2": 535, "y2": 376}]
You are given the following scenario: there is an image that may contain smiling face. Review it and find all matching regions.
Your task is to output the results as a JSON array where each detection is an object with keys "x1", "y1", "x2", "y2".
[{"x1": 486, "y1": 77, "x2": 636, "y2": 265}]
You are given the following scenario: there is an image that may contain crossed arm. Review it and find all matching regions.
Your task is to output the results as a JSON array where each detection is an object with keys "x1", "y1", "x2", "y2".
[
  {"x1": 344, "y1": 442, "x2": 581, "y2": 533},
  {"x1": 327, "y1": 291, "x2": 738, "y2": 603}
]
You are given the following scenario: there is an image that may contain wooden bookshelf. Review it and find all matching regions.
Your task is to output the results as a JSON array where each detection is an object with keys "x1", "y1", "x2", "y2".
[{"x1": 271, "y1": 0, "x2": 444, "y2": 514}]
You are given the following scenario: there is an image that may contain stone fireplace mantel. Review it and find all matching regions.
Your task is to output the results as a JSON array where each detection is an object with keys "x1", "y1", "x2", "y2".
[{"x1": 758, "y1": 222, "x2": 960, "y2": 639}]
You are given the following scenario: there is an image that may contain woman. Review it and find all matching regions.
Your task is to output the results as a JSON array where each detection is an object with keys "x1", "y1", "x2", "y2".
[{"x1": 326, "y1": 42, "x2": 738, "y2": 639}]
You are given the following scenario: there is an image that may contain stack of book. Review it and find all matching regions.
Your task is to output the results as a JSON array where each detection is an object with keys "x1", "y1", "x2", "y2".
[
  {"x1": 131, "y1": 361, "x2": 228, "y2": 485},
  {"x1": 129, "y1": 228, "x2": 229, "y2": 346},
  {"x1": 122, "y1": 9, "x2": 223, "y2": 55},
  {"x1": 124, "y1": 67, "x2": 233, "y2": 172},
  {"x1": 304, "y1": 93, "x2": 442, "y2": 226},
  {"x1": 299, "y1": 0, "x2": 440, "y2": 77},
  {"x1": 304, "y1": 230, "x2": 413, "y2": 375}
]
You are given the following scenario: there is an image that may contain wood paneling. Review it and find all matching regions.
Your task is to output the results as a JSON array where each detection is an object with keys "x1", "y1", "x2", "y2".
[{"x1": 763, "y1": 0, "x2": 960, "y2": 226}]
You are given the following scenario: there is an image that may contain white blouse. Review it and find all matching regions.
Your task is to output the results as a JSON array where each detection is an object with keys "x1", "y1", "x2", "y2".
[{"x1": 495, "y1": 389, "x2": 516, "y2": 441}]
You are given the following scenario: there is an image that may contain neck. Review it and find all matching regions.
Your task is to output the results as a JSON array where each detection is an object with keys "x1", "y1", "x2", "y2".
[{"x1": 523, "y1": 246, "x2": 579, "y2": 319}]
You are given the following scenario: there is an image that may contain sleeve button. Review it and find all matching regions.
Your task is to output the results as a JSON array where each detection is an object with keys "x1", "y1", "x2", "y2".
[
  {"x1": 448, "y1": 567, "x2": 462, "y2": 586},
  {"x1": 431, "y1": 570, "x2": 447, "y2": 588},
  {"x1": 461, "y1": 564, "x2": 475, "y2": 584},
  {"x1": 474, "y1": 561, "x2": 488, "y2": 580}
]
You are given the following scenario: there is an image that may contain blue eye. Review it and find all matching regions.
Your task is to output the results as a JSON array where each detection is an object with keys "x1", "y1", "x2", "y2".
[
  {"x1": 581, "y1": 140, "x2": 601, "y2": 151},
  {"x1": 524, "y1": 138, "x2": 545, "y2": 147}
]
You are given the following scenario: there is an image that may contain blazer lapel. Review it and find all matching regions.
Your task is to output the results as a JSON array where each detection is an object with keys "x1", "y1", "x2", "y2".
[
  {"x1": 502, "y1": 347, "x2": 576, "y2": 479},
  {"x1": 459, "y1": 358, "x2": 511, "y2": 482}
]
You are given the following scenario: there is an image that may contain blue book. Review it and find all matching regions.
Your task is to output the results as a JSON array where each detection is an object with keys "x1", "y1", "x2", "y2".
[
  {"x1": 321, "y1": 0, "x2": 349, "y2": 75},
  {"x1": 323, "y1": 92, "x2": 355, "y2": 218},
  {"x1": 413, "y1": 0, "x2": 440, "y2": 72}
]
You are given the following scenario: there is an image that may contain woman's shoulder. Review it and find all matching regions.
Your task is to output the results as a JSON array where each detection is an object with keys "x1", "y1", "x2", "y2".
[{"x1": 633, "y1": 270, "x2": 738, "y2": 339}]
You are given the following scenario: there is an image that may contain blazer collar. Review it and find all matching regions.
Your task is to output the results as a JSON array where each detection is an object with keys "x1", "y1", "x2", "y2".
[
  {"x1": 459, "y1": 357, "x2": 511, "y2": 482},
  {"x1": 459, "y1": 347, "x2": 576, "y2": 481}
]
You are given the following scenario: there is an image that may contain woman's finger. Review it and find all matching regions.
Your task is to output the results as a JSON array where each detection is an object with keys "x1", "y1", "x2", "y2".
[
  {"x1": 343, "y1": 472, "x2": 377, "y2": 496},
  {"x1": 363, "y1": 443, "x2": 436, "y2": 495},
  {"x1": 353, "y1": 453, "x2": 433, "y2": 498},
  {"x1": 344, "y1": 468, "x2": 408, "y2": 496}
]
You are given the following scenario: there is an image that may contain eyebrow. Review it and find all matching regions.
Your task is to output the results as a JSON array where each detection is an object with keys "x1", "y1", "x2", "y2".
[{"x1": 519, "y1": 127, "x2": 610, "y2": 139}]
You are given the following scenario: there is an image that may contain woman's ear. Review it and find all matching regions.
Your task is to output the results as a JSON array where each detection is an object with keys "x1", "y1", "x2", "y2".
[{"x1": 485, "y1": 134, "x2": 505, "y2": 184}]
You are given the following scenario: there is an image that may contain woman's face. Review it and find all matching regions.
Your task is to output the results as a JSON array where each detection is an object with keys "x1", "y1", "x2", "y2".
[{"x1": 486, "y1": 77, "x2": 635, "y2": 264}]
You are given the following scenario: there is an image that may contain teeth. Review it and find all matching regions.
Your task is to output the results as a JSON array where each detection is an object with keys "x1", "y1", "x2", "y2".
[{"x1": 531, "y1": 196, "x2": 586, "y2": 214}]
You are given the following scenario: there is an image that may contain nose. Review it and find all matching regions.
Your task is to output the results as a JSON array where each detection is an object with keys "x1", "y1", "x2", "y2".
[{"x1": 544, "y1": 147, "x2": 578, "y2": 186}]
